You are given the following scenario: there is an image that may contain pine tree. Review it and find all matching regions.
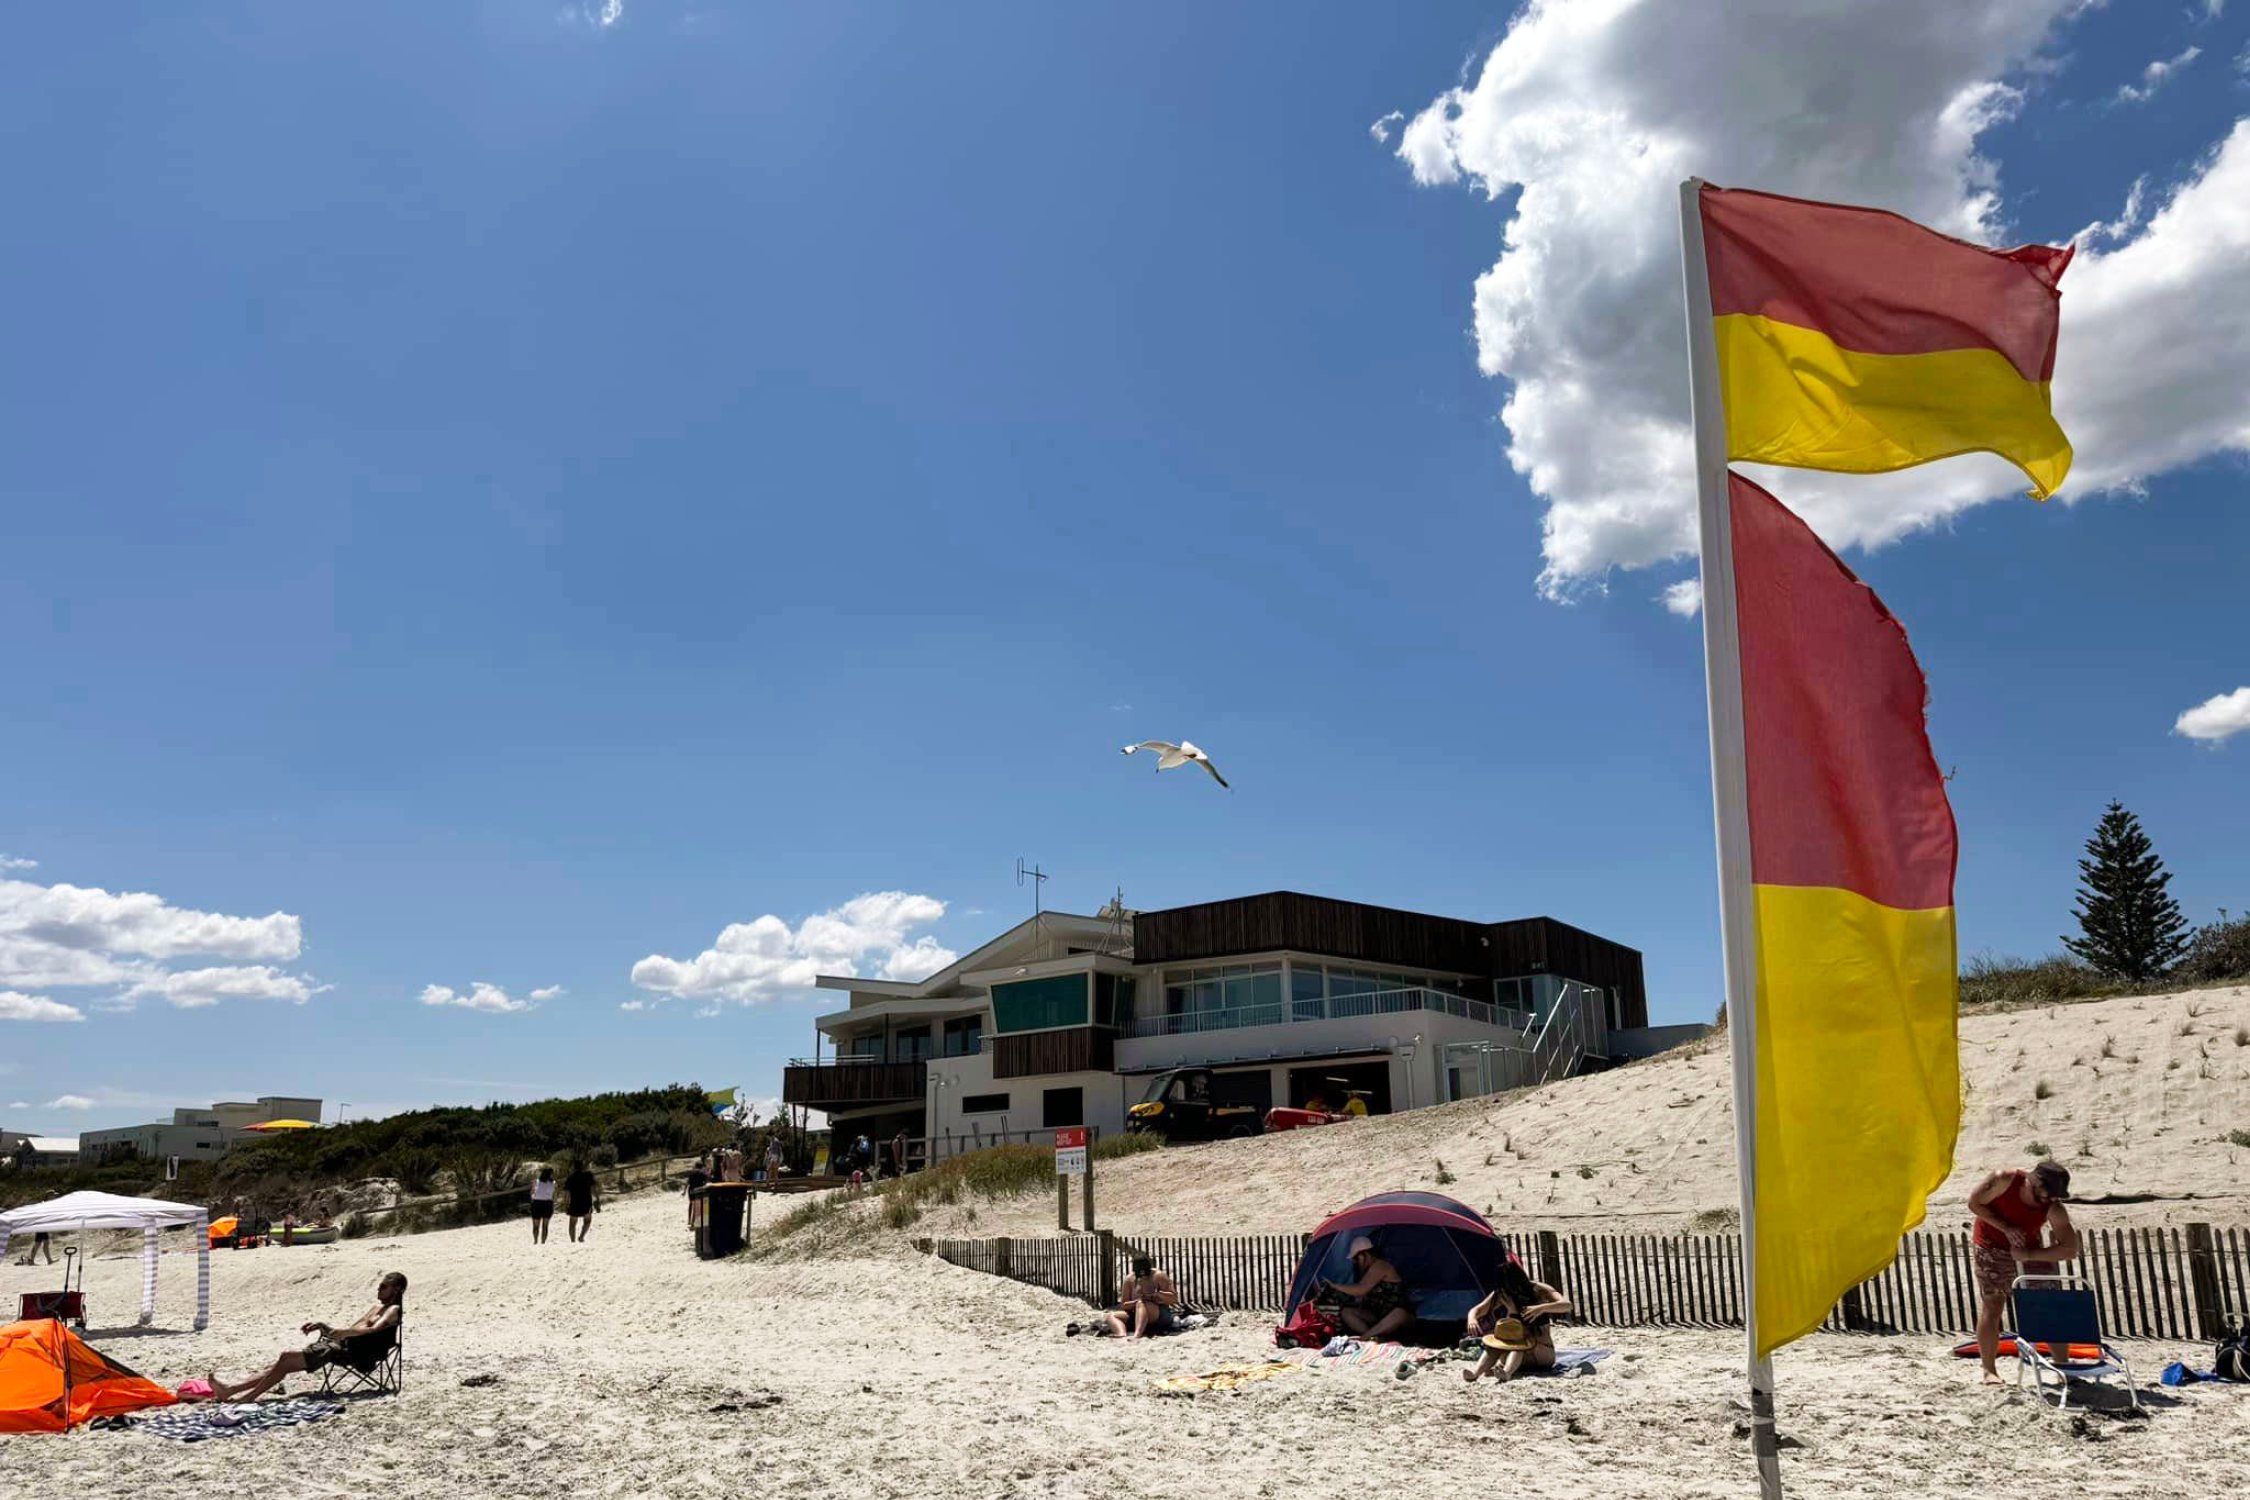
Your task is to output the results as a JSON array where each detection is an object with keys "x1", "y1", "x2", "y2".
[{"x1": 2061, "y1": 801, "x2": 2192, "y2": 980}]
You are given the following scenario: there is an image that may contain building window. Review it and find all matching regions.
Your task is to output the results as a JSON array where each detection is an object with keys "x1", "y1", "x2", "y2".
[
  {"x1": 991, "y1": 974, "x2": 1090, "y2": 1033},
  {"x1": 1162, "y1": 963, "x2": 1281, "y2": 1019},
  {"x1": 1041, "y1": 1087, "x2": 1084, "y2": 1128},
  {"x1": 895, "y1": 1025, "x2": 932, "y2": 1062},
  {"x1": 942, "y1": 1016, "x2": 984, "y2": 1057},
  {"x1": 960, "y1": 1092, "x2": 1010, "y2": 1114},
  {"x1": 1092, "y1": 973, "x2": 1137, "y2": 1029}
]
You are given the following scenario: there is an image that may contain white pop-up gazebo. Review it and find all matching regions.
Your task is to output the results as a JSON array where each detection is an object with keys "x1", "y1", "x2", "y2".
[{"x1": 0, "y1": 1191, "x2": 209, "y2": 1330}]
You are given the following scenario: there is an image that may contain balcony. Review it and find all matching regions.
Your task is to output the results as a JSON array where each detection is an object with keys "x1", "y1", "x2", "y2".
[
  {"x1": 781, "y1": 1057, "x2": 927, "y2": 1110},
  {"x1": 1124, "y1": 985, "x2": 1530, "y2": 1040}
]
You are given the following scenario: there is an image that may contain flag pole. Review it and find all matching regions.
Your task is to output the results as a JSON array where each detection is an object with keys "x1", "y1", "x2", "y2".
[{"x1": 1678, "y1": 176, "x2": 1782, "y2": 1500}]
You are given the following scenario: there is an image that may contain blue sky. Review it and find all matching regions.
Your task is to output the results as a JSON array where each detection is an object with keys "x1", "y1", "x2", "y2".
[{"x1": 4, "y1": 2, "x2": 2245, "y2": 1137}]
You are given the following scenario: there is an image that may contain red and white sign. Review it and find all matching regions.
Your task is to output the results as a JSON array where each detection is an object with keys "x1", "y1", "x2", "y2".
[{"x1": 1054, "y1": 1127, "x2": 1088, "y2": 1176}]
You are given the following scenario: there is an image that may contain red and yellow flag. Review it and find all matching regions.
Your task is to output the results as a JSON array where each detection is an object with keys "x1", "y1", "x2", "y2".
[
  {"x1": 1700, "y1": 185, "x2": 2073, "y2": 497},
  {"x1": 1729, "y1": 470, "x2": 1960, "y2": 1355}
]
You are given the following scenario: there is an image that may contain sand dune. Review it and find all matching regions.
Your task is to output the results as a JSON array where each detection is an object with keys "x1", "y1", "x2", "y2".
[
  {"x1": 936, "y1": 983, "x2": 2250, "y2": 1243},
  {"x1": 4, "y1": 1187, "x2": 2246, "y2": 1500}
]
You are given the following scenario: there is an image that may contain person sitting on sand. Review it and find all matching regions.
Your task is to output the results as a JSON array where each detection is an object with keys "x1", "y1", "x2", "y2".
[
  {"x1": 1107, "y1": 1256, "x2": 1180, "y2": 1340},
  {"x1": 1463, "y1": 1259, "x2": 1571, "y2": 1383},
  {"x1": 203, "y1": 1272, "x2": 405, "y2": 1403},
  {"x1": 1315, "y1": 1236, "x2": 1412, "y2": 1340},
  {"x1": 1970, "y1": 1159, "x2": 2078, "y2": 1384}
]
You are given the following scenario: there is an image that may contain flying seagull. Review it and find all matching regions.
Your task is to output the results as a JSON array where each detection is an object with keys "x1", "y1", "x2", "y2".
[{"x1": 1121, "y1": 740, "x2": 1230, "y2": 790}]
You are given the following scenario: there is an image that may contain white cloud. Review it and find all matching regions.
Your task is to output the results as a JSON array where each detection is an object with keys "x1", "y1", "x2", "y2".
[
  {"x1": 630, "y1": 890, "x2": 956, "y2": 1006},
  {"x1": 45, "y1": 1094, "x2": 93, "y2": 1110},
  {"x1": 1369, "y1": 111, "x2": 1405, "y2": 144},
  {"x1": 129, "y1": 966, "x2": 324, "y2": 1008},
  {"x1": 420, "y1": 982, "x2": 547, "y2": 1015},
  {"x1": 0, "y1": 873, "x2": 323, "y2": 1012},
  {"x1": 0, "y1": 991, "x2": 83, "y2": 1023},
  {"x1": 619, "y1": 999, "x2": 647, "y2": 1012},
  {"x1": 1659, "y1": 579, "x2": 1702, "y2": 618},
  {"x1": 2175, "y1": 686, "x2": 2250, "y2": 744},
  {"x1": 1390, "y1": 3, "x2": 2250, "y2": 601},
  {"x1": 2114, "y1": 45, "x2": 2201, "y2": 104},
  {"x1": 0, "y1": 855, "x2": 35, "y2": 872},
  {"x1": 6, "y1": 1102, "x2": 24, "y2": 1110},
  {"x1": 558, "y1": 0, "x2": 624, "y2": 28}
]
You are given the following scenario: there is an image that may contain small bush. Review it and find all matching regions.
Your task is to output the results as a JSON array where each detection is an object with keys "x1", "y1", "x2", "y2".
[
  {"x1": 2178, "y1": 912, "x2": 2250, "y2": 986},
  {"x1": 1576, "y1": 1164, "x2": 1596, "y2": 1180},
  {"x1": 2101, "y1": 1035, "x2": 2118, "y2": 1059},
  {"x1": 1434, "y1": 1159, "x2": 1456, "y2": 1186},
  {"x1": 2227, "y1": 1129, "x2": 2250, "y2": 1149},
  {"x1": 2033, "y1": 1080, "x2": 2054, "y2": 1100},
  {"x1": 2235, "y1": 1027, "x2": 2248, "y2": 1048},
  {"x1": 767, "y1": 1192, "x2": 848, "y2": 1242},
  {"x1": 880, "y1": 1193, "x2": 922, "y2": 1231},
  {"x1": 2177, "y1": 1020, "x2": 2198, "y2": 1038},
  {"x1": 338, "y1": 1211, "x2": 370, "y2": 1239},
  {"x1": 2026, "y1": 1141, "x2": 2051, "y2": 1157},
  {"x1": 1091, "y1": 1131, "x2": 1161, "y2": 1163}
]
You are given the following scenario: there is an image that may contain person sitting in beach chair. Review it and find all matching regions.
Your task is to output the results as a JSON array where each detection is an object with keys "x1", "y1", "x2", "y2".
[
  {"x1": 1107, "y1": 1256, "x2": 1180, "y2": 1340},
  {"x1": 2010, "y1": 1273, "x2": 2139, "y2": 1413},
  {"x1": 1463, "y1": 1259, "x2": 1571, "y2": 1383},
  {"x1": 203, "y1": 1272, "x2": 406, "y2": 1403},
  {"x1": 1313, "y1": 1236, "x2": 1412, "y2": 1340}
]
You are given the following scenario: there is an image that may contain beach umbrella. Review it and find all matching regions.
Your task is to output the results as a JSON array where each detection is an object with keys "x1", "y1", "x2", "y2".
[{"x1": 241, "y1": 1119, "x2": 318, "y2": 1131}]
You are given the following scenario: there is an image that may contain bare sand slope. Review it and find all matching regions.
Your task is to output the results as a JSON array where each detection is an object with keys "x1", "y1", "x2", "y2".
[
  {"x1": 4, "y1": 1190, "x2": 2244, "y2": 1500},
  {"x1": 941, "y1": 983, "x2": 2250, "y2": 1242}
]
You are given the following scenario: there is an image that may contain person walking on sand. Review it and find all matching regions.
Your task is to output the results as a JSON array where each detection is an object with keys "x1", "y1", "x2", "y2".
[
  {"x1": 529, "y1": 1166, "x2": 557, "y2": 1245},
  {"x1": 16, "y1": 1231, "x2": 54, "y2": 1265},
  {"x1": 891, "y1": 1128, "x2": 910, "y2": 1180},
  {"x1": 564, "y1": 1159, "x2": 600, "y2": 1243},
  {"x1": 1969, "y1": 1160, "x2": 2078, "y2": 1383}
]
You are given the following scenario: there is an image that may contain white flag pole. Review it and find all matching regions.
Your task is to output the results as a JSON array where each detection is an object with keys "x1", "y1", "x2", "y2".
[{"x1": 1678, "y1": 176, "x2": 1782, "y2": 1500}]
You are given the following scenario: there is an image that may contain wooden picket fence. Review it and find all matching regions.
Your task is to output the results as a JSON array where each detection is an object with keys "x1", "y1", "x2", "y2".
[{"x1": 922, "y1": 1222, "x2": 2250, "y2": 1341}]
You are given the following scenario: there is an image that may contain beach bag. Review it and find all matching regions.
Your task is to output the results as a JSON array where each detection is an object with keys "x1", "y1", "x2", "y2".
[
  {"x1": 1274, "y1": 1303, "x2": 1336, "y2": 1349},
  {"x1": 2216, "y1": 1315, "x2": 2250, "y2": 1382}
]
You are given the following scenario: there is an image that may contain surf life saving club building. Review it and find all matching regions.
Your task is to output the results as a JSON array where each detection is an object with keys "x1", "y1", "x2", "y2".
[{"x1": 784, "y1": 891, "x2": 1683, "y2": 1147}]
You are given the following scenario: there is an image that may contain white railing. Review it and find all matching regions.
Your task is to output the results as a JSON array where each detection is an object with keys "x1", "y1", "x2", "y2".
[
  {"x1": 1438, "y1": 980, "x2": 1610, "y2": 1100},
  {"x1": 1125, "y1": 985, "x2": 1520, "y2": 1040}
]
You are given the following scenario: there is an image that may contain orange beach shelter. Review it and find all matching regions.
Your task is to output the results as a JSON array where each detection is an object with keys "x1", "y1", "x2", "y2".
[{"x1": 0, "y1": 1318, "x2": 176, "y2": 1433}]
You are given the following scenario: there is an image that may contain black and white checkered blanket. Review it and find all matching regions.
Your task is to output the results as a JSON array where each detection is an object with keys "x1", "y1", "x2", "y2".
[{"x1": 131, "y1": 1398, "x2": 346, "y2": 1442}]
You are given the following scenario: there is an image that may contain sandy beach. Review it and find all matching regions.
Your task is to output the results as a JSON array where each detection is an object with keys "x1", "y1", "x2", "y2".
[
  {"x1": 937, "y1": 984, "x2": 2250, "y2": 1243},
  {"x1": 4, "y1": 1181, "x2": 2247, "y2": 1500}
]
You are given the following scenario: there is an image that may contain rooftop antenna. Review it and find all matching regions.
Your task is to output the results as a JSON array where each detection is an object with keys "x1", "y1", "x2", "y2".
[
  {"x1": 1015, "y1": 857, "x2": 1049, "y2": 919},
  {"x1": 1096, "y1": 885, "x2": 1131, "y2": 958}
]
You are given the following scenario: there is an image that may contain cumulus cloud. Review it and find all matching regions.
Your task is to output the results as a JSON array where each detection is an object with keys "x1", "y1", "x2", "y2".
[
  {"x1": 0, "y1": 874, "x2": 321, "y2": 1011},
  {"x1": 2175, "y1": 686, "x2": 2250, "y2": 744},
  {"x1": 0, "y1": 990, "x2": 83, "y2": 1023},
  {"x1": 2114, "y1": 45, "x2": 2201, "y2": 105},
  {"x1": 1660, "y1": 579, "x2": 1703, "y2": 618},
  {"x1": 1390, "y1": 2, "x2": 2250, "y2": 600},
  {"x1": 1369, "y1": 111, "x2": 1405, "y2": 144},
  {"x1": 0, "y1": 855, "x2": 35, "y2": 872},
  {"x1": 46, "y1": 1094, "x2": 93, "y2": 1110},
  {"x1": 619, "y1": 1000, "x2": 647, "y2": 1012},
  {"x1": 630, "y1": 891, "x2": 956, "y2": 1006},
  {"x1": 420, "y1": 982, "x2": 548, "y2": 1015}
]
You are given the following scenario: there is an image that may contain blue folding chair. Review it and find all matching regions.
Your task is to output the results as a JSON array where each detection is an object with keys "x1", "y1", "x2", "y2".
[{"x1": 2012, "y1": 1274, "x2": 2139, "y2": 1413}]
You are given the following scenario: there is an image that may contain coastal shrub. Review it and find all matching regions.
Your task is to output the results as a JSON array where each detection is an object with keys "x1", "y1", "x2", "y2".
[
  {"x1": 590, "y1": 1143, "x2": 620, "y2": 1169},
  {"x1": 880, "y1": 1193, "x2": 922, "y2": 1231},
  {"x1": 2178, "y1": 912, "x2": 2250, "y2": 985},
  {"x1": 765, "y1": 1191, "x2": 848, "y2": 1242},
  {"x1": 1433, "y1": 1159, "x2": 1456, "y2": 1186},
  {"x1": 2033, "y1": 1080, "x2": 2054, "y2": 1101},
  {"x1": 1958, "y1": 953, "x2": 2112, "y2": 1008},
  {"x1": 1091, "y1": 1131, "x2": 1160, "y2": 1163},
  {"x1": 2026, "y1": 1141, "x2": 2051, "y2": 1157},
  {"x1": 339, "y1": 1211, "x2": 370, "y2": 1239},
  {"x1": 2227, "y1": 1129, "x2": 2250, "y2": 1148}
]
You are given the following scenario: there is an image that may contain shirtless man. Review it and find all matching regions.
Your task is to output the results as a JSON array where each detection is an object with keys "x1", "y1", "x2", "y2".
[
  {"x1": 206, "y1": 1272, "x2": 405, "y2": 1402},
  {"x1": 1107, "y1": 1255, "x2": 1180, "y2": 1340},
  {"x1": 1969, "y1": 1160, "x2": 2078, "y2": 1383}
]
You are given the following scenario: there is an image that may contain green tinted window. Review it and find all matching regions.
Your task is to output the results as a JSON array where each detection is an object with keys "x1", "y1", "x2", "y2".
[{"x1": 990, "y1": 973, "x2": 1089, "y2": 1033}]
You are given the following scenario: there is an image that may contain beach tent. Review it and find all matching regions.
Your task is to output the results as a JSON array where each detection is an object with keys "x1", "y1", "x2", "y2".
[
  {"x1": 0, "y1": 1318, "x2": 177, "y2": 1432},
  {"x1": 1284, "y1": 1191, "x2": 1515, "y2": 1325},
  {"x1": 0, "y1": 1192, "x2": 210, "y2": 1330}
]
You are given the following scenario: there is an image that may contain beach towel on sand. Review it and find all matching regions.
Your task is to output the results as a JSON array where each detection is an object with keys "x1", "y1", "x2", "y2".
[
  {"x1": 129, "y1": 1398, "x2": 345, "y2": 1442},
  {"x1": 1155, "y1": 1361, "x2": 1300, "y2": 1395}
]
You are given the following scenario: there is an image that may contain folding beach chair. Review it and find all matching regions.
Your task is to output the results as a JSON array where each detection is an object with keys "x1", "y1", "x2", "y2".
[
  {"x1": 318, "y1": 1324, "x2": 404, "y2": 1398},
  {"x1": 2012, "y1": 1274, "x2": 2139, "y2": 1413}
]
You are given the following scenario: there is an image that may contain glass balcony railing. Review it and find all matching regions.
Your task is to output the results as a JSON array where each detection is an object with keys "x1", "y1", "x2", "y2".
[{"x1": 1124, "y1": 986, "x2": 1530, "y2": 1039}]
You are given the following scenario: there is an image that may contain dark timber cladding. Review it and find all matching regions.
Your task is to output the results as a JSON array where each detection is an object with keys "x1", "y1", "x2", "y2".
[
  {"x1": 1133, "y1": 892, "x2": 1647, "y2": 1029},
  {"x1": 990, "y1": 1027, "x2": 1115, "y2": 1080}
]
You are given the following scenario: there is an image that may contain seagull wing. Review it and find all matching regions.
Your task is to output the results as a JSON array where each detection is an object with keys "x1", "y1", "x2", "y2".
[
  {"x1": 1122, "y1": 741, "x2": 1179, "y2": 758},
  {"x1": 1194, "y1": 754, "x2": 1230, "y2": 790},
  {"x1": 1155, "y1": 750, "x2": 1190, "y2": 770}
]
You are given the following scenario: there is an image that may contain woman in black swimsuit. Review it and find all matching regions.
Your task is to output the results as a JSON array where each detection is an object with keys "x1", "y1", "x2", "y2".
[
  {"x1": 1464, "y1": 1259, "x2": 1571, "y2": 1383},
  {"x1": 1317, "y1": 1236, "x2": 1413, "y2": 1341}
]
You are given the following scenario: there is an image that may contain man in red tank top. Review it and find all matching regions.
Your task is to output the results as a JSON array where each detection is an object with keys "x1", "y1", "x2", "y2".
[{"x1": 1968, "y1": 1160, "x2": 2078, "y2": 1382}]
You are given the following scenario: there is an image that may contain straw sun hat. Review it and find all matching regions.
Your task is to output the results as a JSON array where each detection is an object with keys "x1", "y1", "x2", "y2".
[{"x1": 1480, "y1": 1317, "x2": 1534, "y2": 1352}]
